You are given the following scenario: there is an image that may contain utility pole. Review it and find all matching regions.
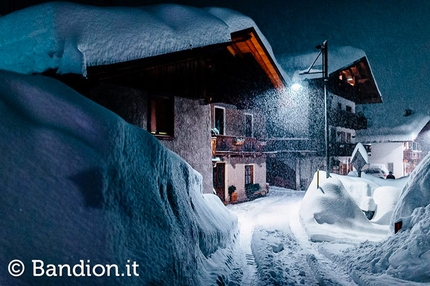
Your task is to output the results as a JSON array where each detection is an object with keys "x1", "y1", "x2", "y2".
[{"x1": 320, "y1": 40, "x2": 330, "y2": 178}]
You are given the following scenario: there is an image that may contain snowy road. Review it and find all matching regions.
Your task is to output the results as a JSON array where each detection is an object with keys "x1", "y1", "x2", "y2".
[{"x1": 227, "y1": 188, "x2": 357, "y2": 285}]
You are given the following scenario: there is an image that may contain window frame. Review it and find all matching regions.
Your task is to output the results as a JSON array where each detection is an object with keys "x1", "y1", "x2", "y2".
[
  {"x1": 245, "y1": 164, "x2": 254, "y2": 185},
  {"x1": 214, "y1": 106, "x2": 226, "y2": 135},
  {"x1": 245, "y1": 112, "x2": 254, "y2": 138},
  {"x1": 149, "y1": 94, "x2": 174, "y2": 139}
]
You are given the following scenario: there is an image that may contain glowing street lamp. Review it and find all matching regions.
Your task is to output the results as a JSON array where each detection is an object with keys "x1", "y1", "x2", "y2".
[{"x1": 290, "y1": 82, "x2": 303, "y2": 92}]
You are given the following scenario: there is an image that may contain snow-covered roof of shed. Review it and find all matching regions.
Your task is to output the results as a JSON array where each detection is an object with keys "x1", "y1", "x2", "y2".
[
  {"x1": 279, "y1": 46, "x2": 366, "y2": 81},
  {"x1": 356, "y1": 112, "x2": 430, "y2": 143},
  {"x1": 0, "y1": 2, "x2": 281, "y2": 77}
]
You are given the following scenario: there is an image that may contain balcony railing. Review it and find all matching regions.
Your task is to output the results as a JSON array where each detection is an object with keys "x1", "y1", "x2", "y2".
[
  {"x1": 329, "y1": 110, "x2": 367, "y2": 130},
  {"x1": 329, "y1": 142, "x2": 357, "y2": 157},
  {"x1": 212, "y1": 135, "x2": 264, "y2": 157},
  {"x1": 264, "y1": 138, "x2": 318, "y2": 154},
  {"x1": 404, "y1": 149, "x2": 423, "y2": 161}
]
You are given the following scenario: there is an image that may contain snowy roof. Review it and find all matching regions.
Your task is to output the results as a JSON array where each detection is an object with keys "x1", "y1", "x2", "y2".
[
  {"x1": 280, "y1": 46, "x2": 366, "y2": 81},
  {"x1": 0, "y1": 2, "x2": 285, "y2": 79},
  {"x1": 279, "y1": 46, "x2": 382, "y2": 104},
  {"x1": 356, "y1": 112, "x2": 430, "y2": 143}
]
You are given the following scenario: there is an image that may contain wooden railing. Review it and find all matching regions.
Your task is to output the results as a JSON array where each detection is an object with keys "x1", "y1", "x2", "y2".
[
  {"x1": 329, "y1": 110, "x2": 367, "y2": 130},
  {"x1": 212, "y1": 135, "x2": 265, "y2": 157}
]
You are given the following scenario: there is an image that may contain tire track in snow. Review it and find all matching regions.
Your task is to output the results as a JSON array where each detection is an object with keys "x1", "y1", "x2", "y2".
[{"x1": 289, "y1": 200, "x2": 357, "y2": 285}]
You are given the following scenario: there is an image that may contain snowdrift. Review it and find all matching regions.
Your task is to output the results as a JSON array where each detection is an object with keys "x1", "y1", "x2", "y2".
[
  {"x1": 0, "y1": 70, "x2": 237, "y2": 285},
  {"x1": 342, "y1": 153, "x2": 430, "y2": 283},
  {"x1": 299, "y1": 171, "x2": 405, "y2": 242}
]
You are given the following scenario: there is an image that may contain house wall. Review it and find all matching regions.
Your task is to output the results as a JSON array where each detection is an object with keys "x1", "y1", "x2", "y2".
[
  {"x1": 211, "y1": 103, "x2": 267, "y2": 138},
  {"x1": 225, "y1": 157, "x2": 266, "y2": 202},
  {"x1": 86, "y1": 84, "x2": 214, "y2": 194},
  {"x1": 211, "y1": 103, "x2": 268, "y2": 202},
  {"x1": 368, "y1": 142, "x2": 404, "y2": 178},
  {"x1": 277, "y1": 89, "x2": 311, "y2": 137},
  {"x1": 161, "y1": 97, "x2": 213, "y2": 194}
]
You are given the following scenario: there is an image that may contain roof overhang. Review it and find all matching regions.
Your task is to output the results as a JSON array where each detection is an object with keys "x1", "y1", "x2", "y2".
[
  {"x1": 229, "y1": 28, "x2": 286, "y2": 90},
  {"x1": 327, "y1": 56, "x2": 382, "y2": 104}
]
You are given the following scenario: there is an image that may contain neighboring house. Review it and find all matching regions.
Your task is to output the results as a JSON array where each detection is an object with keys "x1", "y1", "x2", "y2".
[
  {"x1": 3, "y1": 3, "x2": 286, "y2": 202},
  {"x1": 211, "y1": 104, "x2": 268, "y2": 203},
  {"x1": 356, "y1": 111, "x2": 430, "y2": 178},
  {"x1": 267, "y1": 45, "x2": 382, "y2": 189}
]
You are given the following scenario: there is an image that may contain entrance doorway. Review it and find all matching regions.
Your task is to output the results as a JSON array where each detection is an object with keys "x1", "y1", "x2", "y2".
[{"x1": 213, "y1": 163, "x2": 226, "y2": 202}]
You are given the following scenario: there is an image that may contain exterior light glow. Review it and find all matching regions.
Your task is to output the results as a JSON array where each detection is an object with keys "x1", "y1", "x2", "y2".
[{"x1": 291, "y1": 83, "x2": 303, "y2": 91}]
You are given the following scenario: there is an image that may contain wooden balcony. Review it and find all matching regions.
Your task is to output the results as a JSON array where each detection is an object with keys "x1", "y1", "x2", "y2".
[
  {"x1": 330, "y1": 142, "x2": 357, "y2": 157},
  {"x1": 264, "y1": 138, "x2": 318, "y2": 155},
  {"x1": 212, "y1": 135, "x2": 265, "y2": 157},
  {"x1": 404, "y1": 149, "x2": 423, "y2": 161},
  {"x1": 329, "y1": 110, "x2": 367, "y2": 130}
]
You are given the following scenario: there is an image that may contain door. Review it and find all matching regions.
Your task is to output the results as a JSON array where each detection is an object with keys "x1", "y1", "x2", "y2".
[{"x1": 213, "y1": 163, "x2": 226, "y2": 202}]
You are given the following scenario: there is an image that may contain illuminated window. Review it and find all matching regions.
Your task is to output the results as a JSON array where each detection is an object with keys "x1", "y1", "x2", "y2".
[{"x1": 149, "y1": 95, "x2": 174, "y2": 138}]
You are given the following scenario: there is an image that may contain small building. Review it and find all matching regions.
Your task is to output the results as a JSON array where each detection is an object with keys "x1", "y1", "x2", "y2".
[
  {"x1": 211, "y1": 103, "x2": 268, "y2": 202},
  {"x1": 356, "y1": 111, "x2": 430, "y2": 178}
]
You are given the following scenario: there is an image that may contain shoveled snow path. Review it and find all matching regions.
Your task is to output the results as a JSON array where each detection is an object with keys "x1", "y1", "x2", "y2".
[{"x1": 228, "y1": 188, "x2": 357, "y2": 285}]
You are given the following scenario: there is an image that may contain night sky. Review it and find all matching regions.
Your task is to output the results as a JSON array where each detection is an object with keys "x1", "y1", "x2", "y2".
[{"x1": 2, "y1": 0, "x2": 430, "y2": 123}]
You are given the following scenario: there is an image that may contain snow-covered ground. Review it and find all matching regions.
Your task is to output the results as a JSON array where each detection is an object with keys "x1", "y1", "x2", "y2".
[{"x1": 228, "y1": 179, "x2": 429, "y2": 285}]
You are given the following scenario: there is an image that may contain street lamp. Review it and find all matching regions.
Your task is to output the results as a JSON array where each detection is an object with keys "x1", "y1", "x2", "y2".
[{"x1": 298, "y1": 40, "x2": 330, "y2": 178}]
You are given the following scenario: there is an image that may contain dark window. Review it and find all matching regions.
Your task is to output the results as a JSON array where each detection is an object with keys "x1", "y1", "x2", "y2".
[
  {"x1": 340, "y1": 131, "x2": 346, "y2": 142},
  {"x1": 245, "y1": 113, "x2": 253, "y2": 137},
  {"x1": 215, "y1": 107, "x2": 225, "y2": 135},
  {"x1": 346, "y1": 105, "x2": 352, "y2": 113},
  {"x1": 245, "y1": 165, "x2": 254, "y2": 185},
  {"x1": 149, "y1": 95, "x2": 174, "y2": 138}
]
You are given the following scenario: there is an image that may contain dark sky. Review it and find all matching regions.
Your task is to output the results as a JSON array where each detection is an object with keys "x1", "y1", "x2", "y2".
[{"x1": 2, "y1": 0, "x2": 430, "y2": 122}]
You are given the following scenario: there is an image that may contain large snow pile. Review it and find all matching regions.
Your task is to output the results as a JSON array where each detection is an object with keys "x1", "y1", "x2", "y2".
[
  {"x1": 341, "y1": 153, "x2": 430, "y2": 283},
  {"x1": 0, "y1": 1, "x2": 282, "y2": 78},
  {"x1": 0, "y1": 70, "x2": 237, "y2": 285},
  {"x1": 299, "y1": 171, "x2": 407, "y2": 242}
]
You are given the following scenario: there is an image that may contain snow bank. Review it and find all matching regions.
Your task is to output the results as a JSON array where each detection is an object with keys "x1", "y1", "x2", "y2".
[
  {"x1": 299, "y1": 173, "x2": 384, "y2": 242},
  {"x1": 340, "y1": 153, "x2": 430, "y2": 284},
  {"x1": 299, "y1": 171, "x2": 406, "y2": 242},
  {"x1": 0, "y1": 70, "x2": 237, "y2": 285}
]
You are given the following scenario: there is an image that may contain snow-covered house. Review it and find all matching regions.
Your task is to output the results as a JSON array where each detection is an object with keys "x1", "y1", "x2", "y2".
[
  {"x1": 211, "y1": 103, "x2": 269, "y2": 202},
  {"x1": 356, "y1": 111, "x2": 430, "y2": 178},
  {"x1": 269, "y1": 45, "x2": 382, "y2": 189},
  {"x1": 0, "y1": 2, "x2": 286, "y2": 201}
]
